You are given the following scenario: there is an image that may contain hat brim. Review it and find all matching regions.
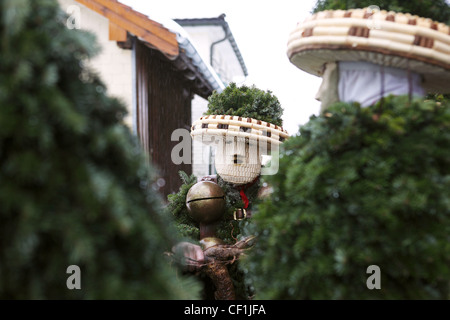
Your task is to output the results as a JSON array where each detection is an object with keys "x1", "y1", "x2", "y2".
[
  {"x1": 287, "y1": 9, "x2": 450, "y2": 93},
  {"x1": 190, "y1": 115, "x2": 289, "y2": 149}
]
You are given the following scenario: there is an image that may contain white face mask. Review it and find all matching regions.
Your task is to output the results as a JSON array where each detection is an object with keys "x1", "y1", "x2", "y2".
[
  {"x1": 214, "y1": 137, "x2": 261, "y2": 185},
  {"x1": 315, "y1": 62, "x2": 340, "y2": 112}
]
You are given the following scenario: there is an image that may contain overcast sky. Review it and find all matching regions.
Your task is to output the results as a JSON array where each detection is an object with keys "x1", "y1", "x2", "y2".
[{"x1": 120, "y1": 0, "x2": 322, "y2": 135}]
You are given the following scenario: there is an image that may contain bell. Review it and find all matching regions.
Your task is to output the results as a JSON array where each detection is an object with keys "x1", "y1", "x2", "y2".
[{"x1": 186, "y1": 181, "x2": 226, "y2": 224}]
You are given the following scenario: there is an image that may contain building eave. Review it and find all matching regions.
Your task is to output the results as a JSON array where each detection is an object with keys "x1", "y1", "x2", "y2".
[
  {"x1": 75, "y1": 0, "x2": 179, "y2": 57},
  {"x1": 75, "y1": 0, "x2": 224, "y2": 97},
  {"x1": 174, "y1": 14, "x2": 249, "y2": 77}
]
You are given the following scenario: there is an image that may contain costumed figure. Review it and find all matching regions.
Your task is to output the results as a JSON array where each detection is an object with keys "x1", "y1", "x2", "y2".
[{"x1": 169, "y1": 83, "x2": 288, "y2": 300}]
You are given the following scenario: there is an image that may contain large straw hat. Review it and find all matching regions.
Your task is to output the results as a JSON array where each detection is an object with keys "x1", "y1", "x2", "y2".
[
  {"x1": 191, "y1": 115, "x2": 289, "y2": 185},
  {"x1": 190, "y1": 114, "x2": 289, "y2": 148},
  {"x1": 287, "y1": 8, "x2": 450, "y2": 93}
]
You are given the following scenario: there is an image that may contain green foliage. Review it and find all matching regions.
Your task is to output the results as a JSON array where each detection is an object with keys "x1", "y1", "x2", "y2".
[
  {"x1": 243, "y1": 96, "x2": 450, "y2": 299},
  {"x1": 0, "y1": 0, "x2": 199, "y2": 299},
  {"x1": 313, "y1": 0, "x2": 450, "y2": 23},
  {"x1": 206, "y1": 82, "x2": 284, "y2": 127},
  {"x1": 168, "y1": 171, "x2": 201, "y2": 240}
]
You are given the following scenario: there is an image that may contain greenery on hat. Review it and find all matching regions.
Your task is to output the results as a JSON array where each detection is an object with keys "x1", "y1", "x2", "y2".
[
  {"x1": 313, "y1": 0, "x2": 450, "y2": 24},
  {"x1": 205, "y1": 82, "x2": 284, "y2": 127},
  {"x1": 242, "y1": 95, "x2": 450, "y2": 299}
]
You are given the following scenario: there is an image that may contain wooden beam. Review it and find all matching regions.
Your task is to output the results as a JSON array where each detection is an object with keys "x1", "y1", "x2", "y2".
[
  {"x1": 109, "y1": 21, "x2": 127, "y2": 42},
  {"x1": 75, "y1": 0, "x2": 178, "y2": 57},
  {"x1": 94, "y1": 0, "x2": 177, "y2": 47}
]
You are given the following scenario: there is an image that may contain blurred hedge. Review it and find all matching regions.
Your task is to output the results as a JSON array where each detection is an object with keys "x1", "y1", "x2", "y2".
[
  {"x1": 0, "y1": 0, "x2": 198, "y2": 299},
  {"x1": 244, "y1": 96, "x2": 450, "y2": 299}
]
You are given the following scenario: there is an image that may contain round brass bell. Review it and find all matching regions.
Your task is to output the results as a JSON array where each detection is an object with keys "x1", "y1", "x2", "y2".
[{"x1": 186, "y1": 181, "x2": 226, "y2": 224}]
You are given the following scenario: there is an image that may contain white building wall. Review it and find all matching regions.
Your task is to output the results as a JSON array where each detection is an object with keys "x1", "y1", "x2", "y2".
[
  {"x1": 182, "y1": 25, "x2": 244, "y2": 179},
  {"x1": 181, "y1": 28, "x2": 216, "y2": 179},
  {"x1": 58, "y1": 0, "x2": 134, "y2": 129},
  {"x1": 191, "y1": 95, "x2": 214, "y2": 178}
]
